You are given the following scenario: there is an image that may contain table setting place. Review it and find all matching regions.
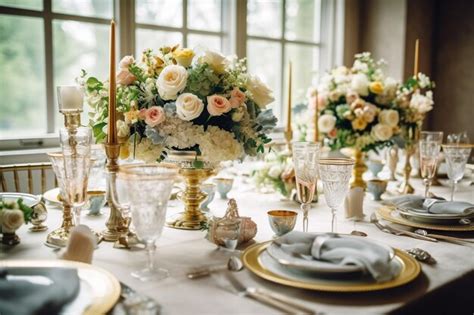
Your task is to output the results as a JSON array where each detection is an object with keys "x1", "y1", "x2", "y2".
[{"x1": 1, "y1": 22, "x2": 474, "y2": 315}]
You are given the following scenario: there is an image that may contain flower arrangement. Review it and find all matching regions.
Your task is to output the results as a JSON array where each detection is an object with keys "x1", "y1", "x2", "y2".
[
  {"x1": 394, "y1": 73, "x2": 435, "y2": 143},
  {"x1": 252, "y1": 151, "x2": 296, "y2": 199},
  {"x1": 315, "y1": 52, "x2": 433, "y2": 152},
  {"x1": 0, "y1": 198, "x2": 33, "y2": 233},
  {"x1": 82, "y1": 45, "x2": 277, "y2": 164}
]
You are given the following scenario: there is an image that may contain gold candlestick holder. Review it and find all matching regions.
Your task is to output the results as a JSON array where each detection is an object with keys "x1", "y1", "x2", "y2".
[
  {"x1": 351, "y1": 149, "x2": 367, "y2": 190},
  {"x1": 398, "y1": 143, "x2": 415, "y2": 194},
  {"x1": 46, "y1": 202, "x2": 74, "y2": 247},
  {"x1": 101, "y1": 143, "x2": 137, "y2": 248}
]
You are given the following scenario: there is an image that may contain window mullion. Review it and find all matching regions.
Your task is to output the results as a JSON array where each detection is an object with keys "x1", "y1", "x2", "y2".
[
  {"x1": 116, "y1": 0, "x2": 135, "y2": 56},
  {"x1": 280, "y1": 0, "x2": 286, "y2": 125},
  {"x1": 183, "y1": 0, "x2": 188, "y2": 47},
  {"x1": 44, "y1": 0, "x2": 55, "y2": 133}
]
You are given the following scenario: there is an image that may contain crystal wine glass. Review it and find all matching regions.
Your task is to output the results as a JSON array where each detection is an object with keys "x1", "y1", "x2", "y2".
[
  {"x1": 59, "y1": 127, "x2": 92, "y2": 226},
  {"x1": 292, "y1": 142, "x2": 320, "y2": 232},
  {"x1": 419, "y1": 131, "x2": 443, "y2": 198},
  {"x1": 442, "y1": 144, "x2": 472, "y2": 201},
  {"x1": 117, "y1": 164, "x2": 178, "y2": 281},
  {"x1": 318, "y1": 158, "x2": 354, "y2": 233}
]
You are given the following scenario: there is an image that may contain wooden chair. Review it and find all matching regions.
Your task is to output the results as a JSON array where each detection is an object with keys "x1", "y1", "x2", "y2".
[{"x1": 0, "y1": 163, "x2": 57, "y2": 194}]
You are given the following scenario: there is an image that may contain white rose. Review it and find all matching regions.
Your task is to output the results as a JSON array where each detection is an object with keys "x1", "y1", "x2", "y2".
[
  {"x1": 156, "y1": 65, "x2": 188, "y2": 100},
  {"x1": 198, "y1": 50, "x2": 228, "y2": 74},
  {"x1": 378, "y1": 109, "x2": 399, "y2": 127},
  {"x1": 372, "y1": 124, "x2": 393, "y2": 141},
  {"x1": 246, "y1": 75, "x2": 275, "y2": 108},
  {"x1": 268, "y1": 165, "x2": 283, "y2": 179},
  {"x1": 117, "y1": 120, "x2": 129, "y2": 138},
  {"x1": 176, "y1": 93, "x2": 204, "y2": 121},
  {"x1": 351, "y1": 73, "x2": 370, "y2": 96},
  {"x1": 1, "y1": 209, "x2": 24, "y2": 233},
  {"x1": 119, "y1": 55, "x2": 135, "y2": 69},
  {"x1": 318, "y1": 114, "x2": 337, "y2": 133}
]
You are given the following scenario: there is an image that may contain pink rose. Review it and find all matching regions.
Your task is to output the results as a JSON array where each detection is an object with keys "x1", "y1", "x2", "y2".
[
  {"x1": 145, "y1": 106, "x2": 165, "y2": 127},
  {"x1": 317, "y1": 93, "x2": 328, "y2": 110},
  {"x1": 138, "y1": 108, "x2": 147, "y2": 120},
  {"x1": 328, "y1": 128, "x2": 338, "y2": 139},
  {"x1": 207, "y1": 95, "x2": 232, "y2": 116},
  {"x1": 346, "y1": 91, "x2": 359, "y2": 104},
  {"x1": 119, "y1": 55, "x2": 135, "y2": 69},
  {"x1": 229, "y1": 87, "x2": 246, "y2": 108},
  {"x1": 117, "y1": 69, "x2": 136, "y2": 86}
]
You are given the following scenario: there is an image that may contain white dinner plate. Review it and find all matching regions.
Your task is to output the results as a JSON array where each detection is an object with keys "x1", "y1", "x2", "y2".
[
  {"x1": 0, "y1": 192, "x2": 40, "y2": 207},
  {"x1": 43, "y1": 188, "x2": 62, "y2": 206}
]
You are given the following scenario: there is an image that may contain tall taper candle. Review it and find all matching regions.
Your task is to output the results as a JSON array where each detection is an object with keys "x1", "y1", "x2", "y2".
[
  {"x1": 413, "y1": 38, "x2": 419, "y2": 77},
  {"x1": 107, "y1": 20, "x2": 117, "y2": 145},
  {"x1": 286, "y1": 62, "x2": 292, "y2": 136},
  {"x1": 314, "y1": 92, "x2": 319, "y2": 143}
]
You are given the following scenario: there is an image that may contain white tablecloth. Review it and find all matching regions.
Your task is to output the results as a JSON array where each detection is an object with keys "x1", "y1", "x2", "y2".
[{"x1": 2, "y1": 174, "x2": 474, "y2": 315}]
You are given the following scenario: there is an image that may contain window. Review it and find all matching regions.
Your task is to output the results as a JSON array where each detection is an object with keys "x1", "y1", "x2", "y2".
[
  {"x1": 0, "y1": 0, "x2": 339, "y2": 149},
  {"x1": 246, "y1": 0, "x2": 327, "y2": 125}
]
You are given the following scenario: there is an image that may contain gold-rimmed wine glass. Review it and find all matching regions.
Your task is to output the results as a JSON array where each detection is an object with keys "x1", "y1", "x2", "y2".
[{"x1": 419, "y1": 131, "x2": 443, "y2": 197}]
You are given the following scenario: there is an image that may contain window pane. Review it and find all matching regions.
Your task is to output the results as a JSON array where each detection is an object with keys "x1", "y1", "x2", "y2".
[
  {"x1": 136, "y1": 0, "x2": 182, "y2": 27},
  {"x1": 0, "y1": 0, "x2": 42, "y2": 10},
  {"x1": 247, "y1": 0, "x2": 281, "y2": 39},
  {"x1": 284, "y1": 44, "x2": 319, "y2": 108},
  {"x1": 53, "y1": 20, "x2": 110, "y2": 130},
  {"x1": 136, "y1": 29, "x2": 183, "y2": 56},
  {"x1": 187, "y1": 34, "x2": 220, "y2": 51},
  {"x1": 0, "y1": 15, "x2": 46, "y2": 138},
  {"x1": 247, "y1": 39, "x2": 282, "y2": 119},
  {"x1": 285, "y1": 0, "x2": 320, "y2": 42},
  {"x1": 188, "y1": 0, "x2": 221, "y2": 32},
  {"x1": 52, "y1": 0, "x2": 113, "y2": 19}
]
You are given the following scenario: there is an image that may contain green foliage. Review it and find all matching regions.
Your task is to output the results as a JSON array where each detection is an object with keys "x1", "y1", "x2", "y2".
[{"x1": 185, "y1": 64, "x2": 220, "y2": 98}]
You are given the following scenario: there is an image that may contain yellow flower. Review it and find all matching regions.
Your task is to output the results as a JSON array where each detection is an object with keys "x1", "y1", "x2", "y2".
[
  {"x1": 124, "y1": 109, "x2": 140, "y2": 124},
  {"x1": 369, "y1": 81, "x2": 384, "y2": 94},
  {"x1": 351, "y1": 117, "x2": 368, "y2": 130},
  {"x1": 173, "y1": 48, "x2": 195, "y2": 68}
]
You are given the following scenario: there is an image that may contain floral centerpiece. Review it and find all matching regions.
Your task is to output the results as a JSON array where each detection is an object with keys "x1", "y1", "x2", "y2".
[
  {"x1": 316, "y1": 53, "x2": 401, "y2": 152},
  {"x1": 82, "y1": 45, "x2": 277, "y2": 164},
  {"x1": 252, "y1": 151, "x2": 296, "y2": 199},
  {"x1": 0, "y1": 198, "x2": 33, "y2": 245}
]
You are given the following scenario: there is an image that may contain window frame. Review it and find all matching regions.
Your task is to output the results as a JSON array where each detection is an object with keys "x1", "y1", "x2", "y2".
[{"x1": 0, "y1": 0, "x2": 343, "y2": 151}]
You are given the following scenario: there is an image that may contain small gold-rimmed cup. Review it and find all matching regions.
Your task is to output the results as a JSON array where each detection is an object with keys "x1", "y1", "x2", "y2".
[
  {"x1": 267, "y1": 210, "x2": 298, "y2": 237},
  {"x1": 213, "y1": 178, "x2": 234, "y2": 199}
]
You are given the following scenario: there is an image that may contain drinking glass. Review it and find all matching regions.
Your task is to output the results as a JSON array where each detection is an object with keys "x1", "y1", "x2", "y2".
[
  {"x1": 117, "y1": 164, "x2": 178, "y2": 281},
  {"x1": 292, "y1": 142, "x2": 320, "y2": 232},
  {"x1": 59, "y1": 127, "x2": 92, "y2": 226},
  {"x1": 442, "y1": 144, "x2": 472, "y2": 201},
  {"x1": 318, "y1": 158, "x2": 354, "y2": 233},
  {"x1": 419, "y1": 131, "x2": 443, "y2": 197}
]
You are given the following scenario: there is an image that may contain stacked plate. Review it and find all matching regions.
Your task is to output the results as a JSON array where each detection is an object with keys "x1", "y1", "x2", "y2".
[
  {"x1": 241, "y1": 237, "x2": 420, "y2": 292},
  {"x1": 397, "y1": 205, "x2": 474, "y2": 225}
]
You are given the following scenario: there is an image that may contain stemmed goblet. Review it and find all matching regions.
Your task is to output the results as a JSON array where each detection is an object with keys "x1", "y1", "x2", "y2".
[
  {"x1": 59, "y1": 127, "x2": 92, "y2": 226},
  {"x1": 318, "y1": 158, "x2": 354, "y2": 233},
  {"x1": 419, "y1": 131, "x2": 443, "y2": 198},
  {"x1": 442, "y1": 144, "x2": 472, "y2": 201},
  {"x1": 117, "y1": 164, "x2": 178, "y2": 281},
  {"x1": 292, "y1": 142, "x2": 320, "y2": 232}
]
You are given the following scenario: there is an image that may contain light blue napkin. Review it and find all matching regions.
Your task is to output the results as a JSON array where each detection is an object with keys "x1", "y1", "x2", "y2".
[
  {"x1": 274, "y1": 231, "x2": 400, "y2": 282},
  {"x1": 386, "y1": 196, "x2": 474, "y2": 215}
]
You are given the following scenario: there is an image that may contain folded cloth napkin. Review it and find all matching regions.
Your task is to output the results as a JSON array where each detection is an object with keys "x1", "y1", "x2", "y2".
[
  {"x1": 0, "y1": 267, "x2": 80, "y2": 315},
  {"x1": 386, "y1": 196, "x2": 474, "y2": 215},
  {"x1": 274, "y1": 231, "x2": 400, "y2": 282}
]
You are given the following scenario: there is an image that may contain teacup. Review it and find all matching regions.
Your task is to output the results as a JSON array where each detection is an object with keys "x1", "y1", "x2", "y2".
[
  {"x1": 200, "y1": 183, "x2": 216, "y2": 212},
  {"x1": 213, "y1": 178, "x2": 234, "y2": 199},
  {"x1": 267, "y1": 210, "x2": 298, "y2": 237},
  {"x1": 367, "y1": 160, "x2": 384, "y2": 178},
  {"x1": 86, "y1": 190, "x2": 106, "y2": 216},
  {"x1": 367, "y1": 179, "x2": 388, "y2": 201}
]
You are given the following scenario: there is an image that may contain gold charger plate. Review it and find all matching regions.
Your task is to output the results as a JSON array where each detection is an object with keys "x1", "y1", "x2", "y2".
[
  {"x1": 241, "y1": 242, "x2": 420, "y2": 292},
  {"x1": 377, "y1": 206, "x2": 474, "y2": 232},
  {"x1": 0, "y1": 260, "x2": 120, "y2": 315}
]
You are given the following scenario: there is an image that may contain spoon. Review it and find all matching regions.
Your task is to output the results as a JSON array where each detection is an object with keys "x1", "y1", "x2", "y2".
[
  {"x1": 414, "y1": 229, "x2": 474, "y2": 244},
  {"x1": 187, "y1": 256, "x2": 243, "y2": 279},
  {"x1": 350, "y1": 230, "x2": 368, "y2": 237},
  {"x1": 406, "y1": 248, "x2": 437, "y2": 265}
]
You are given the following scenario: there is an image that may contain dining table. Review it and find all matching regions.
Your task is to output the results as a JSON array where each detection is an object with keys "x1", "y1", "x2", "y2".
[{"x1": 2, "y1": 167, "x2": 473, "y2": 315}]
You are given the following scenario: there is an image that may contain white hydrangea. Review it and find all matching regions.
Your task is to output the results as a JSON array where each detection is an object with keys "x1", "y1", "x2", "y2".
[
  {"x1": 410, "y1": 91, "x2": 433, "y2": 114},
  {"x1": 134, "y1": 138, "x2": 164, "y2": 163},
  {"x1": 199, "y1": 126, "x2": 243, "y2": 162}
]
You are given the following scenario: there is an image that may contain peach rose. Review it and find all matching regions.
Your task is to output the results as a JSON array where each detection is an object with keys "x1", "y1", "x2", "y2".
[
  {"x1": 328, "y1": 128, "x2": 338, "y2": 139},
  {"x1": 207, "y1": 95, "x2": 232, "y2": 116},
  {"x1": 145, "y1": 106, "x2": 166, "y2": 127},
  {"x1": 229, "y1": 87, "x2": 246, "y2": 108},
  {"x1": 138, "y1": 108, "x2": 147, "y2": 120},
  {"x1": 119, "y1": 55, "x2": 135, "y2": 69},
  {"x1": 117, "y1": 69, "x2": 137, "y2": 86}
]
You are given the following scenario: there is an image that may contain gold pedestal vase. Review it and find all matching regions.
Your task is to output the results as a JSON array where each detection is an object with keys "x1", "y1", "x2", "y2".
[
  {"x1": 166, "y1": 151, "x2": 217, "y2": 230},
  {"x1": 46, "y1": 203, "x2": 74, "y2": 247},
  {"x1": 350, "y1": 149, "x2": 367, "y2": 190}
]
